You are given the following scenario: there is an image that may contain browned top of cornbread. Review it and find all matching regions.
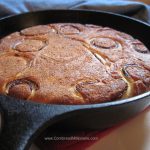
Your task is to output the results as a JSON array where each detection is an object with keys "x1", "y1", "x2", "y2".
[{"x1": 0, "y1": 23, "x2": 149, "y2": 104}]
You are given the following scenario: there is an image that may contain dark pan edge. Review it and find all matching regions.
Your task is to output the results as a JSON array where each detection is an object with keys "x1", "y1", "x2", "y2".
[{"x1": 0, "y1": 9, "x2": 149, "y2": 27}]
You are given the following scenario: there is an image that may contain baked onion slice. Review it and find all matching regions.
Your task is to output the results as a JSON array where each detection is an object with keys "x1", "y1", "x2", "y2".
[{"x1": 5, "y1": 78, "x2": 38, "y2": 100}]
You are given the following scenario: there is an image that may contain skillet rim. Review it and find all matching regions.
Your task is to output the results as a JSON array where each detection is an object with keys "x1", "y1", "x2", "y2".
[
  {"x1": 0, "y1": 9, "x2": 149, "y2": 27},
  {"x1": 0, "y1": 9, "x2": 149, "y2": 108}
]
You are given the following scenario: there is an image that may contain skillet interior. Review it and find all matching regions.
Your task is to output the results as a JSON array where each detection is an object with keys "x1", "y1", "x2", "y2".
[{"x1": 0, "y1": 10, "x2": 149, "y2": 150}]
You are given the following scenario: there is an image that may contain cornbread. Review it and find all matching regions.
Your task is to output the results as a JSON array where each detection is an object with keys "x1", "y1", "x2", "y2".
[{"x1": 0, "y1": 23, "x2": 149, "y2": 104}]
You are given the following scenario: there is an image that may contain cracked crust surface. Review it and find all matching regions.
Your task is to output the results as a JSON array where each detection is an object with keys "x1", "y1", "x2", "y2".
[{"x1": 0, "y1": 23, "x2": 149, "y2": 104}]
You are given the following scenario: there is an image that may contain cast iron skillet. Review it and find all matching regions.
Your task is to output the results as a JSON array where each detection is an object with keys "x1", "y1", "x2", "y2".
[{"x1": 0, "y1": 10, "x2": 149, "y2": 150}]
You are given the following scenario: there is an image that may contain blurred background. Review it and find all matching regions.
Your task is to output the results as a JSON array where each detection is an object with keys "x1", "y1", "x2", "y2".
[{"x1": 0, "y1": 0, "x2": 150, "y2": 23}]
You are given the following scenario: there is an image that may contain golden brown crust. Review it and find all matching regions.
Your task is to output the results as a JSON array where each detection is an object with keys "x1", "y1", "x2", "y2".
[{"x1": 0, "y1": 23, "x2": 149, "y2": 104}]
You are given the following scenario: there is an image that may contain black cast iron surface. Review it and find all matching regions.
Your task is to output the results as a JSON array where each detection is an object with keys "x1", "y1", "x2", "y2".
[{"x1": 0, "y1": 10, "x2": 149, "y2": 150}]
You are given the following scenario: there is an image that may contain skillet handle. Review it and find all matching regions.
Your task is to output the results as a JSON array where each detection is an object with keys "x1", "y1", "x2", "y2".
[{"x1": 0, "y1": 95, "x2": 75, "y2": 150}]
